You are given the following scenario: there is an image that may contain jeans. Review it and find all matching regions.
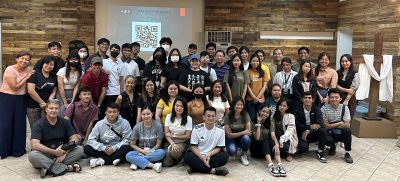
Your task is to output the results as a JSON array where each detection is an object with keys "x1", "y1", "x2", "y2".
[
  {"x1": 245, "y1": 101, "x2": 265, "y2": 121},
  {"x1": 125, "y1": 149, "x2": 165, "y2": 169},
  {"x1": 225, "y1": 135, "x2": 252, "y2": 156}
]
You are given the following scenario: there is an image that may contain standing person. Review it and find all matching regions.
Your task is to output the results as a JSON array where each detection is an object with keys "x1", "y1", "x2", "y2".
[
  {"x1": 28, "y1": 99, "x2": 83, "y2": 178},
  {"x1": 239, "y1": 46, "x2": 250, "y2": 70},
  {"x1": 273, "y1": 57, "x2": 297, "y2": 100},
  {"x1": 321, "y1": 88, "x2": 353, "y2": 163},
  {"x1": 250, "y1": 105, "x2": 281, "y2": 177},
  {"x1": 292, "y1": 61, "x2": 317, "y2": 110},
  {"x1": 143, "y1": 47, "x2": 166, "y2": 88},
  {"x1": 56, "y1": 51, "x2": 83, "y2": 115},
  {"x1": 183, "y1": 107, "x2": 229, "y2": 176},
  {"x1": 224, "y1": 97, "x2": 252, "y2": 166},
  {"x1": 125, "y1": 106, "x2": 165, "y2": 173},
  {"x1": 336, "y1": 54, "x2": 360, "y2": 120},
  {"x1": 181, "y1": 43, "x2": 198, "y2": 65},
  {"x1": 78, "y1": 45, "x2": 89, "y2": 72},
  {"x1": 84, "y1": 38, "x2": 110, "y2": 72},
  {"x1": 199, "y1": 51, "x2": 218, "y2": 82},
  {"x1": 102, "y1": 44, "x2": 124, "y2": 117},
  {"x1": 137, "y1": 78, "x2": 159, "y2": 121},
  {"x1": 226, "y1": 46, "x2": 238, "y2": 61},
  {"x1": 246, "y1": 53, "x2": 269, "y2": 120},
  {"x1": 131, "y1": 42, "x2": 146, "y2": 93},
  {"x1": 163, "y1": 97, "x2": 193, "y2": 167},
  {"x1": 64, "y1": 87, "x2": 99, "y2": 144},
  {"x1": 84, "y1": 103, "x2": 132, "y2": 168},
  {"x1": 188, "y1": 85, "x2": 211, "y2": 125},
  {"x1": 224, "y1": 54, "x2": 250, "y2": 102},
  {"x1": 267, "y1": 48, "x2": 284, "y2": 94},
  {"x1": 206, "y1": 42, "x2": 217, "y2": 63},
  {"x1": 270, "y1": 98, "x2": 298, "y2": 163},
  {"x1": 254, "y1": 49, "x2": 272, "y2": 81},
  {"x1": 120, "y1": 43, "x2": 140, "y2": 91},
  {"x1": 0, "y1": 51, "x2": 33, "y2": 159},
  {"x1": 293, "y1": 92, "x2": 328, "y2": 163},
  {"x1": 206, "y1": 80, "x2": 230, "y2": 125},
  {"x1": 314, "y1": 52, "x2": 338, "y2": 108},
  {"x1": 115, "y1": 75, "x2": 140, "y2": 128},
  {"x1": 292, "y1": 47, "x2": 316, "y2": 72},
  {"x1": 265, "y1": 83, "x2": 282, "y2": 116},
  {"x1": 27, "y1": 55, "x2": 57, "y2": 128},
  {"x1": 178, "y1": 54, "x2": 211, "y2": 101},
  {"x1": 34, "y1": 42, "x2": 65, "y2": 75},
  {"x1": 210, "y1": 50, "x2": 230, "y2": 80},
  {"x1": 160, "y1": 48, "x2": 187, "y2": 89},
  {"x1": 81, "y1": 57, "x2": 108, "y2": 107},
  {"x1": 155, "y1": 80, "x2": 179, "y2": 124}
]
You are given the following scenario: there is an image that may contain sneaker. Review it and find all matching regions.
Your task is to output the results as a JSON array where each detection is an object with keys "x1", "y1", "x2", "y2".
[
  {"x1": 112, "y1": 159, "x2": 121, "y2": 166},
  {"x1": 316, "y1": 152, "x2": 328, "y2": 163},
  {"x1": 268, "y1": 163, "x2": 280, "y2": 177},
  {"x1": 344, "y1": 153, "x2": 353, "y2": 163},
  {"x1": 186, "y1": 165, "x2": 193, "y2": 174},
  {"x1": 277, "y1": 164, "x2": 286, "y2": 177},
  {"x1": 90, "y1": 158, "x2": 105, "y2": 168},
  {"x1": 328, "y1": 144, "x2": 336, "y2": 156},
  {"x1": 40, "y1": 168, "x2": 47, "y2": 178},
  {"x1": 215, "y1": 167, "x2": 229, "y2": 176},
  {"x1": 130, "y1": 163, "x2": 137, "y2": 170},
  {"x1": 240, "y1": 154, "x2": 249, "y2": 166},
  {"x1": 153, "y1": 162, "x2": 162, "y2": 173}
]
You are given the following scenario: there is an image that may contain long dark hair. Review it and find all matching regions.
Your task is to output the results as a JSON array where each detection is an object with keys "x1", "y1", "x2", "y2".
[
  {"x1": 208, "y1": 80, "x2": 228, "y2": 102},
  {"x1": 258, "y1": 105, "x2": 272, "y2": 130},
  {"x1": 227, "y1": 96, "x2": 246, "y2": 123},
  {"x1": 39, "y1": 55, "x2": 56, "y2": 74},
  {"x1": 160, "y1": 80, "x2": 179, "y2": 104},
  {"x1": 248, "y1": 53, "x2": 264, "y2": 77},
  {"x1": 152, "y1": 47, "x2": 167, "y2": 66},
  {"x1": 228, "y1": 54, "x2": 244, "y2": 86},
  {"x1": 65, "y1": 50, "x2": 83, "y2": 81},
  {"x1": 167, "y1": 48, "x2": 183, "y2": 69},
  {"x1": 273, "y1": 98, "x2": 290, "y2": 124},
  {"x1": 299, "y1": 61, "x2": 314, "y2": 82},
  {"x1": 315, "y1": 52, "x2": 330, "y2": 76},
  {"x1": 337, "y1": 54, "x2": 356, "y2": 83},
  {"x1": 192, "y1": 84, "x2": 209, "y2": 110},
  {"x1": 170, "y1": 96, "x2": 189, "y2": 126},
  {"x1": 141, "y1": 78, "x2": 159, "y2": 103}
]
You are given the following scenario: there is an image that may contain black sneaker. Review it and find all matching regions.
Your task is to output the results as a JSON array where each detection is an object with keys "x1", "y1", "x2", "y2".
[
  {"x1": 215, "y1": 167, "x2": 229, "y2": 176},
  {"x1": 344, "y1": 153, "x2": 353, "y2": 163},
  {"x1": 316, "y1": 152, "x2": 328, "y2": 163},
  {"x1": 268, "y1": 164, "x2": 280, "y2": 177},
  {"x1": 328, "y1": 144, "x2": 336, "y2": 155}
]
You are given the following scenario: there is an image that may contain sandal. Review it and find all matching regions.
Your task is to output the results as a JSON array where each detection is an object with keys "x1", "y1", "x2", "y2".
[{"x1": 66, "y1": 163, "x2": 81, "y2": 173}]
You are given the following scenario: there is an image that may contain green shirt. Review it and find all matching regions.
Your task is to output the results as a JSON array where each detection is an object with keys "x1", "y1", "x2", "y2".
[
  {"x1": 224, "y1": 112, "x2": 250, "y2": 133},
  {"x1": 251, "y1": 122, "x2": 271, "y2": 141},
  {"x1": 223, "y1": 70, "x2": 250, "y2": 98}
]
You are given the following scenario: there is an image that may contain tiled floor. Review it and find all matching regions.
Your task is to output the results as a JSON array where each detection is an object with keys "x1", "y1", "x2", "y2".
[{"x1": 1, "y1": 132, "x2": 399, "y2": 180}]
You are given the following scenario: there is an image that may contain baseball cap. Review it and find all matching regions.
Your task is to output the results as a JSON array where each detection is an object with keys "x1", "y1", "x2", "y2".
[
  {"x1": 190, "y1": 54, "x2": 200, "y2": 61},
  {"x1": 91, "y1": 56, "x2": 103, "y2": 65}
]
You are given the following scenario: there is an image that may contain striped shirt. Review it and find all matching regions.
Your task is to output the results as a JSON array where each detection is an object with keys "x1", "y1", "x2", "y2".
[{"x1": 321, "y1": 104, "x2": 351, "y2": 123}]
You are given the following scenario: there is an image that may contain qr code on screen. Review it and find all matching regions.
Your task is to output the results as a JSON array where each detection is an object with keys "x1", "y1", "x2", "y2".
[{"x1": 132, "y1": 22, "x2": 161, "y2": 51}]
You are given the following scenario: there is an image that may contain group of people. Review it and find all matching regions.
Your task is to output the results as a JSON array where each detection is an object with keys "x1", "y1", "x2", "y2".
[{"x1": 0, "y1": 37, "x2": 360, "y2": 178}]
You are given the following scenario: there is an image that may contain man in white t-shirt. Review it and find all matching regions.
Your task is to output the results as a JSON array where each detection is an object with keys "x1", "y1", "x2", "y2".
[
  {"x1": 120, "y1": 43, "x2": 140, "y2": 91},
  {"x1": 183, "y1": 107, "x2": 229, "y2": 176},
  {"x1": 199, "y1": 51, "x2": 217, "y2": 82}
]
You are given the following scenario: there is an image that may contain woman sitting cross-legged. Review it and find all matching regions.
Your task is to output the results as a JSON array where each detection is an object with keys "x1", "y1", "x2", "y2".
[
  {"x1": 163, "y1": 96, "x2": 193, "y2": 167},
  {"x1": 125, "y1": 106, "x2": 165, "y2": 173}
]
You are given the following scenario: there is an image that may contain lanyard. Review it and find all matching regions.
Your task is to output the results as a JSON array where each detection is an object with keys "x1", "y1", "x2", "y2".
[{"x1": 283, "y1": 73, "x2": 292, "y2": 85}]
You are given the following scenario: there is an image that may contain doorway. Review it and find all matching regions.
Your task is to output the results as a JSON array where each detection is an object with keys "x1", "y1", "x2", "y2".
[{"x1": 336, "y1": 30, "x2": 353, "y2": 69}]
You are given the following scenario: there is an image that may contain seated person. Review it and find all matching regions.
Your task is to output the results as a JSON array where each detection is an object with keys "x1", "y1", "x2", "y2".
[
  {"x1": 163, "y1": 97, "x2": 193, "y2": 167},
  {"x1": 28, "y1": 99, "x2": 83, "y2": 178},
  {"x1": 125, "y1": 106, "x2": 165, "y2": 173},
  {"x1": 293, "y1": 91, "x2": 328, "y2": 163},
  {"x1": 64, "y1": 87, "x2": 99, "y2": 144},
  {"x1": 321, "y1": 88, "x2": 353, "y2": 163},
  {"x1": 84, "y1": 103, "x2": 132, "y2": 168},
  {"x1": 183, "y1": 107, "x2": 229, "y2": 176}
]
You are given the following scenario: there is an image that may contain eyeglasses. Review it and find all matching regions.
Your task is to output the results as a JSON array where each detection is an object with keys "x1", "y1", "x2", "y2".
[{"x1": 100, "y1": 43, "x2": 109, "y2": 47}]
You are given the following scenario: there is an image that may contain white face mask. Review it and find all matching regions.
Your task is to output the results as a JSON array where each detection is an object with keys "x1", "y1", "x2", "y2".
[
  {"x1": 78, "y1": 52, "x2": 88, "y2": 59},
  {"x1": 161, "y1": 44, "x2": 170, "y2": 52},
  {"x1": 170, "y1": 56, "x2": 179, "y2": 62}
]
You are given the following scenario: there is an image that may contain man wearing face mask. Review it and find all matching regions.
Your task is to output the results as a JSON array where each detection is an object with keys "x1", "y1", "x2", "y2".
[
  {"x1": 84, "y1": 38, "x2": 110, "y2": 72},
  {"x1": 178, "y1": 54, "x2": 211, "y2": 101},
  {"x1": 102, "y1": 44, "x2": 124, "y2": 118},
  {"x1": 120, "y1": 43, "x2": 140, "y2": 91},
  {"x1": 148, "y1": 37, "x2": 172, "y2": 64},
  {"x1": 34, "y1": 42, "x2": 66, "y2": 75}
]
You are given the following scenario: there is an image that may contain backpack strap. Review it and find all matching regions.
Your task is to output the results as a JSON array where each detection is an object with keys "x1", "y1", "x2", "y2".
[{"x1": 340, "y1": 104, "x2": 346, "y2": 121}]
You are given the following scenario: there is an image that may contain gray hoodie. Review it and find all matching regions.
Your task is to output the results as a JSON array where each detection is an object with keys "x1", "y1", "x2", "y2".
[{"x1": 87, "y1": 115, "x2": 132, "y2": 152}]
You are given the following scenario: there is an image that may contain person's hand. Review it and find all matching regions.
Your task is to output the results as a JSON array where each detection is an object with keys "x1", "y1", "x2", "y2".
[
  {"x1": 256, "y1": 113, "x2": 262, "y2": 124},
  {"x1": 310, "y1": 124, "x2": 320, "y2": 130},
  {"x1": 301, "y1": 131, "x2": 309, "y2": 141},
  {"x1": 141, "y1": 149, "x2": 151, "y2": 155},
  {"x1": 258, "y1": 98, "x2": 265, "y2": 104},
  {"x1": 242, "y1": 129, "x2": 251, "y2": 136},
  {"x1": 55, "y1": 153, "x2": 67, "y2": 163},
  {"x1": 54, "y1": 145, "x2": 65, "y2": 157},
  {"x1": 279, "y1": 139, "x2": 284, "y2": 148},
  {"x1": 171, "y1": 143, "x2": 179, "y2": 152},
  {"x1": 39, "y1": 102, "x2": 47, "y2": 109},
  {"x1": 323, "y1": 97, "x2": 328, "y2": 104},
  {"x1": 105, "y1": 146, "x2": 114, "y2": 155},
  {"x1": 201, "y1": 154, "x2": 210, "y2": 167},
  {"x1": 343, "y1": 100, "x2": 349, "y2": 106},
  {"x1": 346, "y1": 89, "x2": 354, "y2": 95}
]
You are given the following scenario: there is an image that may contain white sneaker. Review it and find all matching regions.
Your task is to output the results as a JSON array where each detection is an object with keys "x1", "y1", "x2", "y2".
[
  {"x1": 90, "y1": 158, "x2": 105, "y2": 168},
  {"x1": 113, "y1": 159, "x2": 121, "y2": 166},
  {"x1": 240, "y1": 154, "x2": 249, "y2": 166},
  {"x1": 153, "y1": 162, "x2": 162, "y2": 173},
  {"x1": 130, "y1": 163, "x2": 137, "y2": 170}
]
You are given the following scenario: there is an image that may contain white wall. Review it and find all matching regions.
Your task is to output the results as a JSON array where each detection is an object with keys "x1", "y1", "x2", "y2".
[
  {"x1": 336, "y1": 30, "x2": 353, "y2": 69},
  {"x1": 0, "y1": 21, "x2": 2, "y2": 83}
]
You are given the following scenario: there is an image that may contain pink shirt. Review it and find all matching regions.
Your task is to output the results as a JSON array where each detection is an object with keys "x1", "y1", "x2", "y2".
[{"x1": 0, "y1": 65, "x2": 32, "y2": 95}]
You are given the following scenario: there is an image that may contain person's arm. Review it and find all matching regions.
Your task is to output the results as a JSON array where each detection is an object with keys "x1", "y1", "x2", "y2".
[
  {"x1": 257, "y1": 80, "x2": 268, "y2": 100},
  {"x1": 164, "y1": 126, "x2": 175, "y2": 145},
  {"x1": 86, "y1": 124, "x2": 107, "y2": 151},
  {"x1": 179, "y1": 84, "x2": 192, "y2": 93},
  {"x1": 31, "y1": 139, "x2": 63, "y2": 156},
  {"x1": 155, "y1": 108, "x2": 163, "y2": 123},
  {"x1": 211, "y1": 69, "x2": 218, "y2": 82},
  {"x1": 4, "y1": 70, "x2": 32, "y2": 91},
  {"x1": 330, "y1": 70, "x2": 338, "y2": 88},
  {"x1": 57, "y1": 75, "x2": 68, "y2": 106},
  {"x1": 49, "y1": 87, "x2": 57, "y2": 100},
  {"x1": 225, "y1": 82, "x2": 232, "y2": 102},
  {"x1": 253, "y1": 124, "x2": 262, "y2": 141},
  {"x1": 71, "y1": 79, "x2": 81, "y2": 104},
  {"x1": 160, "y1": 76, "x2": 167, "y2": 89},
  {"x1": 98, "y1": 87, "x2": 106, "y2": 106},
  {"x1": 224, "y1": 123, "x2": 250, "y2": 139},
  {"x1": 153, "y1": 138, "x2": 162, "y2": 150},
  {"x1": 27, "y1": 83, "x2": 46, "y2": 107},
  {"x1": 247, "y1": 84, "x2": 258, "y2": 101},
  {"x1": 115, "y1": 95, "x2": 123, "y2": 105},
  {"x1": 136, "y1": 107, "x2": 142, "y2": 124},
  {"x1": 119, "y1": 76, "x2": 124, "y2": 94},
  {"x1": 83, "y1": 121, "x2": 94, "y2": 144},
  {"x1": 130, "y1": 139, "x2": 148, "y2": 154}
]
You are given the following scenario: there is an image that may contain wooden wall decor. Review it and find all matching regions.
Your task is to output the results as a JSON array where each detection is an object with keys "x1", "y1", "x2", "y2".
[
  {"x1": 204, "y1": 0, "x2": 339, "y2": 63},
  {"x1": 0, "y1": 0, "x2": 96, "y2": 69}
]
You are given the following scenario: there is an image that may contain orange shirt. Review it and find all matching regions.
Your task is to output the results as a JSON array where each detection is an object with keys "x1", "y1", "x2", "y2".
[
  {"x1": 188, "y1": 100, "x2": 211, "y2": 125},
  {"x1": 246, "y1": 68, "x2": 269, "y2": 101}
]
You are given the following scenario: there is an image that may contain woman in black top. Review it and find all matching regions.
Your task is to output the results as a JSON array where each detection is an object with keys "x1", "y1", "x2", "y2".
[
  {"x1": 292, "y1": 61, "x2": 317, "y2": 110},
  {"x1": 137, "y1": 78, "x2": 159, "y2": 122},
  {"x1": 116, "y1": 75, "x2": 140, "y2": 128},
  {"x1": 143, "y1": 47, "x2": 166, "y2": 88},
  {"x1": 160, "y1": 48, "x2": 187, "y2": 89}
]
